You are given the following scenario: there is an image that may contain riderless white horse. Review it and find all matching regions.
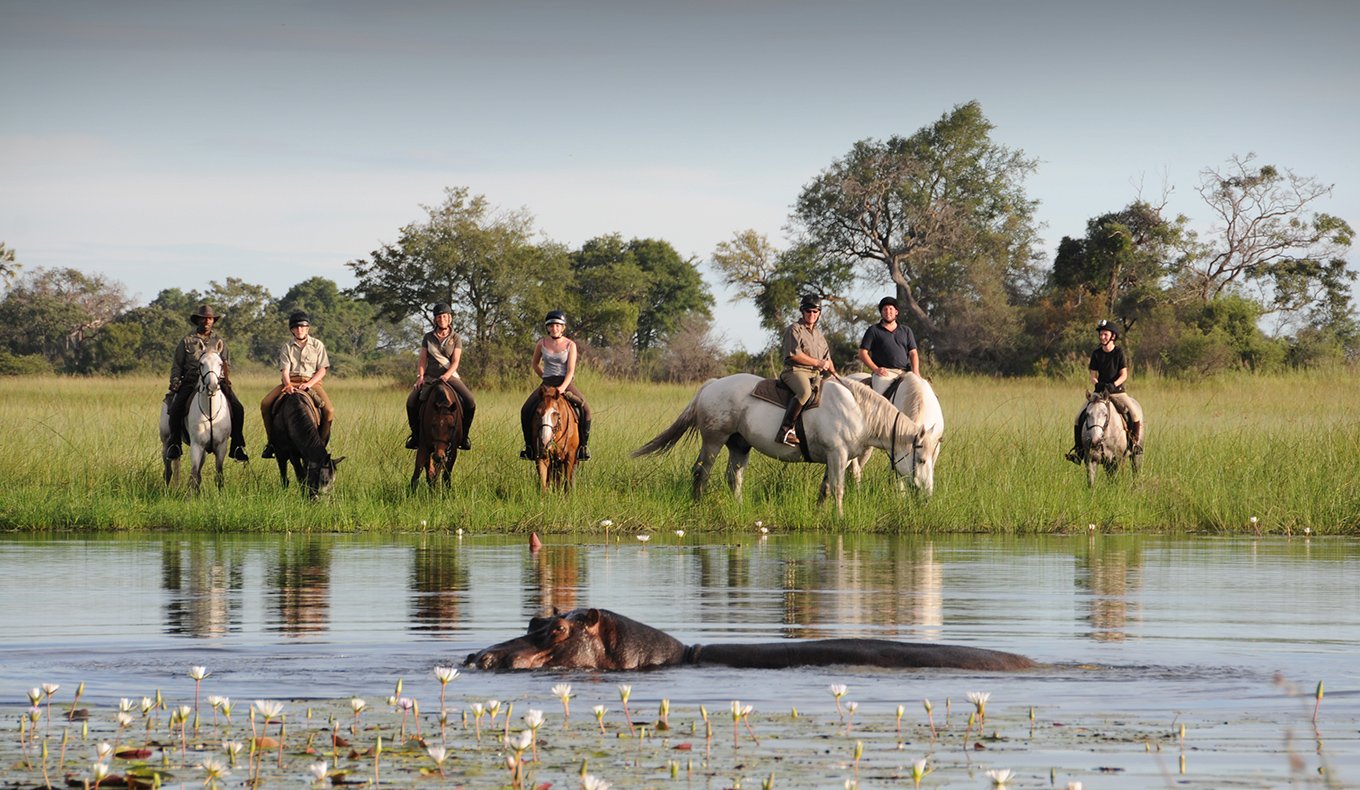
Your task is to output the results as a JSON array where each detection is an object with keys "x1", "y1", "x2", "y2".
[
  {"x1": 160, "y1": 349, "x2": 231, "y2": 491},
  {"x1": 847, "y1": 371, "x2": 944, "y2": 497},
  {"x1": 632, "y1": 373, "x2": 923, "y2": 514}
]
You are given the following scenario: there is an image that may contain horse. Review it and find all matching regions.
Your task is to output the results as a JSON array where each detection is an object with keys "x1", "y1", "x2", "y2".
[
  {"x1": 846, "y1": 372, "x2": 944, "y2": 497},
  {"x1": 534, "y1": 385, "x2": 581, "y2": 491},
  {"x1": 632, "y1": 373, "x2": 923, "y2": 515},
  {"x1": 411, "y1": 381, "x2": 463, "y2": 491},
  {"x1": 268, "y1": 391, "x2": 343, "y2": 498},
  {"x1": 159, "y1": 350, "x2": 230, "y2": 491},
  {"x1": 1078, "y1": 392, "x2": 1138, "y2": 486}
]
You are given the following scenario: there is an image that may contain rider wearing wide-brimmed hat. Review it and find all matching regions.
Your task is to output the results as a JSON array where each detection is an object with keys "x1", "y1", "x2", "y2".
[
  {"x1": 405, "y1": 302, "x2": 476, "y2": 451},
  {"x1": 777, "y1": 294, "x2": 835, "y2": 446},
  {"x1": 165, "y1": 305, "x2": 249, "y2": 461},
  {"x1": 260, "y1": 310, "x2": 334, "y2": 457},
  {"x1": 520, "y1": 309, "x2": 592, "y2": 461},
  {"x1": 1066, "y1": 319, "x2": 1145, "y2": 462}
]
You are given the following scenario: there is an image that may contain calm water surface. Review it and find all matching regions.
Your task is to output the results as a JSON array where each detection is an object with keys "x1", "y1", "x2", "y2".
[{"x1": 2, "y1": 532, "x2": 1358, "y2": 783}]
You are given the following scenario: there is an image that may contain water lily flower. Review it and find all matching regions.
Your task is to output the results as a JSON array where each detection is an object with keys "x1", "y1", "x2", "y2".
[
  {"x1": 434, "y1": 665, "x2": 459, "y2": 684},
  {"x1": 967, "y1": 691, "x2": 990, "y2": 719},
  {"x1": 200, "y1": 755, "x2": 230, "y2": 785},
  {"x1": 307, "y1": 760, "x2": 328, "y2": 783},
  {"x1": 582, "y1": 773, "x2": 611, "y2": 790},
  {"x1": 427, "y1": 744, "x2": 448, "y2": 777},
  {"x1": 115, "y1": 712, "x2": 133, "y2": 728},
  {"x1": 911, "y1": 757, "x2": 930, "y2": 787},
  {"x1": 27, "y1": 688, "x2": 41, "y2": 705},
  {"x1": 636, "y1": 534, "x2": 651, "y2": 542},
  {"x1": 95, "y1": 741, "x2": 114, "y2": 761},
  {"x1": 189, "y1": 666, "x2": 209, "y2": 681},
  {"x1": 252, "y1": 700, "x2": 283, "y2": 721},
  {"x1": 553, "y1": 682, "x2": 573, "y2": 719},
  {"x1": 593, "y1": 704, "x2": 608, "y2": 735},
  {"x1": 600, "y1": 519, "x2": 614, "y2": 527},
  {"x1": 674, "y1": 529, "x2": 685, "y2": 537},
  {"x1": 986, "y1": 768, "x2": 1015, "y2": 787},
  {"x1": 90, "y1": 761, "x2": 111, "y2": 782},
  {"x1": 829, "y1": 684, "x2": 848, "y2": 717},
  {"x1": 41, "y1": 682, "x2": 60, "y2": 697}
]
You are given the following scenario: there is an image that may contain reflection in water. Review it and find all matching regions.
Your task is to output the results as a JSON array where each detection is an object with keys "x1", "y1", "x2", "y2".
[
  {"x1": 530, "y1": 545, "x2": 582, "y2": 615},
  {"x1": 1076, "y1": 537, "x2": 1144, "y2": 641},
  {"x1": 268, "y1": 538, "x2": 331, "y2": 636},
  {"x1": 780, "y1": 537, "x2": 943, "y2": 638},
  {"x1": 410, "y1": 538, "x2": 468, "y2": 632},
  {"x1": 162, "y1": 539, "x2": 244, "y2": 638}
]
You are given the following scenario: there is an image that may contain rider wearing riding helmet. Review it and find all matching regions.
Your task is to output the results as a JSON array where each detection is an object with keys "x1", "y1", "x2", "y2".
[
  {"x1": 165, "y1": 304, "x2": 249, "y2": 462},
  {"x1": 405, "y1": 302, "x2": 475, "y2": 451},
  {"x1": 260, "y1": 310, "x2": 334, "y2": 457},
  {"x1": 1066, "y1": 318, "x2": 1144, "y2": 463},
  {"x1": 777, "y1": 294, "x2": 835, "y2": 446},
  {"x1": 520, "y1": 309, "x2": 592, "y2": 461}
]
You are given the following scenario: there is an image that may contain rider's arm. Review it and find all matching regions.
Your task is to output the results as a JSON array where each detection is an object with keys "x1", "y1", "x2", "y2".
[
  {"x1": 909, "y1": 348, "x2": 920, "y2": 376},
  {"x1": 530, "y1": 341, "x2": 544, "y2": 378},
  {"x1": 1114, "y1": 366, "x2": 1128, "y2": 389},
  {"x1": 415, "y1": 347, "x2": 428, "y2": 388},
  {"x1": 857, "y1": 348, "x2": 882, "y2": 376},
  {"x1": 560, "y1": 341, "x2": 578, "y2": 392},
  {"x1": 279, "y1": 343, "x2": 294, "y2": 390},
  {"x1": 441, "y1": 347, "x2": 461, "y2": 381}
]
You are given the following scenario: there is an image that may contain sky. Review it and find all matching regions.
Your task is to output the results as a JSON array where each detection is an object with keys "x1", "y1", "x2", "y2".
[{"x1": 3, "y1": 0, "x2": 1358, "y2": 350}]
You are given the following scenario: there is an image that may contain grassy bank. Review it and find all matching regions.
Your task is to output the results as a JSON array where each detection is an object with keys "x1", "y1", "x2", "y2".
[{"x1": 1, "y1": 372, "x2": 1356, "y2": 533}]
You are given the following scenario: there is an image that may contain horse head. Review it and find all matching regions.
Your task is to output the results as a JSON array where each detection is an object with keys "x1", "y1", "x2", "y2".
[
  {"x1": 1082, "y1": 393, "x2": 1114, "y2": 451},
  {"x1": 197, "y1": 351, "x2": 223, "y2": 395},
  {"x1": 426, "y1": 383, "x2": 460, "y2": 467},
  {"x1": 536, "y1": 385, "x2": 567, "y2": 457},
  {"x1": 305, "y1": 454, "x2": 344, "y2": 498}
]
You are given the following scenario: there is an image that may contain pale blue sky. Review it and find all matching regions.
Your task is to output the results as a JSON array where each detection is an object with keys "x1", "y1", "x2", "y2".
[{"x1": 3, "y1": 0, "x2": 1357, "y2": 350}]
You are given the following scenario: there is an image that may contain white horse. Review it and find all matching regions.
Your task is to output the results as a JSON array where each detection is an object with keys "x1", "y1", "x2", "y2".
[
  {"x1": 632, "y1": 373, "x2": 923, "y2": 514},
  {"x1": 159, "y1": 350, "x2": 231, "y2": 491},
  {"x1": 846, "y1": 372, "x2": 944, "y2": 497},
  {"x1": 1078, "y1": 392, "x2": 1137, "y2": 486}
]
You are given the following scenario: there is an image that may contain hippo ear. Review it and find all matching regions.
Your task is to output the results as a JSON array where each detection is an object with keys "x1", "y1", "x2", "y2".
[{"x1": 581, "y1": 608, "x2": 602, "y2": 627}]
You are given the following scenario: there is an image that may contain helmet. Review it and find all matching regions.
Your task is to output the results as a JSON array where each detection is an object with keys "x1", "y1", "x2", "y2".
[
  {"x1": 431, "y1": 303, "x2": 452, "y2": 317},
  {"x1": 189, "y1": 305, "x2": 221, "y2": 324},
  {"x1": 877, "y1": 296, "x2": 899, "y2": 310},
  {"x1": 1096, "y1": 319, "x2": 1119, "y2": 338},
  {"x1": 288, "y1": 311, "x2": 311, "y2": 328},
  {"x1": 544, "y1": 310, "x2": 568, "y2": 326},
  {"x1": 799, "y1": 294, "x2": 822, "y2": 311}
]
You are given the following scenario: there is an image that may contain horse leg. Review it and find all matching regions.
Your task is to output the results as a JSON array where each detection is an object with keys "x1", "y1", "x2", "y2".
[
  {"x1": 537, "y1": 457, "x2": 550, "y2": 493},
  {"x1": 189, "y1": 441, "x2": 206, "y2": 493},
  {"x1": 214, "y1": 446, "x2": 226, "y2": 490},
  {"x1": 276, "y1": 455, "x2": 290, "y2": 488},
  {"x1": 823, "y1": 452, "x2": 850, "y2": 516},
  {"x1": 691, "y1": 439, "x2": 722, "y2": 499},
  {"x1": 411, "y1": 448, "x2": 427, "y2": 492},
  {"x1": 724, "y1": 441, "x2": 751, "y2": 499},
  {"x1": 563, "y1": 457, "x2": 576, "y2": 490},
  {"x1": 1086, "y1": 458, "x2": 1097, "y2": 487},
  {"x1": 441, "y1": 452, "x2": 454, "y2": 487}
]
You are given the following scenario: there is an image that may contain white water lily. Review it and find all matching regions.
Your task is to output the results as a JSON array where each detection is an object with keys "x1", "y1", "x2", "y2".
[
  {"x1": 199, "y1": 755, "x2": 230, "y2": 780},
  {"x1": 188, "y1": 666, "x2": 210, "y2": 681},
  {"x1": 987, "y1": 768, "x2": 1015, "y2": 787},
  {"x1": 427, "y1": 745, "x2": 448, "y2": 764},
  {"x1": 350, "y1": 697, "x2": 367, "y2": 714},
  {"x1": 95, "y1": 741, "x2": 114, "y2": 761},
  {"x1": 253, "y1": 699, "x2": 283, "y2": 720},
  {"x1": 524, "y1": 709, "x2": 545, "y2": 729},
  {"x1": 41, "y1": 682, "x2": 60, "y2": 696},
  {"x1": 582, "y1": 773, "x2": 611, "y2": 790},
  {"x1": 967, "y1": 691, "x2": 991, "y2": 717},
  {"x1": 433, "y1": 665, "x2": 459, "y2": 684},
  {"x1": 306, "y1": 760, "x2": 328, "y2": 781}
]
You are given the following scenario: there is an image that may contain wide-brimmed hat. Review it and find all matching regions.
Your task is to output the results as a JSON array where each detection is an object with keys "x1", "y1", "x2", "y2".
[{"x1": 189, "y1": 305, "x2": 221, "y2": 324}]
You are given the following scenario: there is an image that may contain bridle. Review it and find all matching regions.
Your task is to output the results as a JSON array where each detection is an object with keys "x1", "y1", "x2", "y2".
[
  {"x1": 196, "y1": 355, "x2": 222, "y2": 449},
  {"x1": 538, "y1": 388, "x2": 574, "y2": 459},
  {"x1": 889, "y1": 413, "x2": 920, "y2": 470}
]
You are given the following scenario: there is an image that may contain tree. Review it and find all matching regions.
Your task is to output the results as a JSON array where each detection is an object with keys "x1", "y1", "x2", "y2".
[
  {"x1": 710, "y1": 230, "x2": 855, "y2": 336},
  {"x1": 568, "y1": 234, "x2": 649, "y2": 350},
  {"x1": 1180, "y1": 154, "x2": 1355, "y2": 325},
  {"x1": 629, "y1": 238, "x2": 712, "y2": 355},
  {"x1": 1050, "y1": 201, "x2": 1184, "y2": 328},
  {"x1": 792, "y1": 101, "x2": 1040, "y2": 342},
  {"x1": 277, "y1": 277, "x2": 394, "y2": 368},
  {"x1": 0, "y1": 242, "x2": 18, "y2": 286},
  {"x1": 347, "y1": 187, "x2": 565, "y2": 377},
  {"x1": 202, "y1": 278, "x2": 276, "y2": 367},
  {"x1": 0, "y1": 267, "x2": 130, "y2": 371}
]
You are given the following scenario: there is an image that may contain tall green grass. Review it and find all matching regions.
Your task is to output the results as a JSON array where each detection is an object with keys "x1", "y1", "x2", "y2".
[{"x1": 1, "y1": 370, "x2": 1356, "y2": 533}]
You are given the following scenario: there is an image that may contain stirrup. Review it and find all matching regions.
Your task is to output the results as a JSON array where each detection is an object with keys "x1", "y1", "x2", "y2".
[
  {"x1": 520, "y1": 448, "x2": 535, "y2": 460},
  {"x1": 1064, "y1": 448, "x2": 1081, "y2": 464},
  {"x1": 229, "y1": 446, "x2": 249, "y2": 462},
  {"x1": 261, "y1": 444, "x2": 276, "y2": 459},
  {"x1": 577, "y1": 446, "x2": 590, "y2": 461},
  {"x1": 458, "y1": 437, "x2": 472, "y2": 451},
  {"x1": 405, "y1": 435, "x2": 419, "y2": 450},
  {"x1": 165, "y1": 443, "x2": 182, "y2": 460},
  {"x1": 781, "y1": 428, "x2": 800, "y2": 446},
  {"x1": 1132, "y1": 442, "x2": 1144, "y2": 456}
]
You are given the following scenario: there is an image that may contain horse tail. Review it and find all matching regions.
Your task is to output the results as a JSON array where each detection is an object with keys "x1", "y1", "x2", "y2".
[{"x1": 631, "y1": 384, "x2": 706, "y2": 457}]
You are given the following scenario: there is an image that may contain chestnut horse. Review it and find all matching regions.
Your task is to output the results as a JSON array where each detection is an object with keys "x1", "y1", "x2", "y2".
[
  {"x1": 534, "y1": 384, "x2": 580, "y2": 491},
  {"x1": 411, "y1": 381, "x2": 463, "y2": 490}
]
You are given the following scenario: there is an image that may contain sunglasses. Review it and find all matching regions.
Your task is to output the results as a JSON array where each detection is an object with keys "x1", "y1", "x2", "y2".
[{"x1": 801, "y1": 308, "x2": 820, "y2": 313}]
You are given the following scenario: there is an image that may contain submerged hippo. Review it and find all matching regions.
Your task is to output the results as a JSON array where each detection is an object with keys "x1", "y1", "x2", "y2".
[{"x1": 465, "y1": 608, "x2": 1034, "y2": 671}]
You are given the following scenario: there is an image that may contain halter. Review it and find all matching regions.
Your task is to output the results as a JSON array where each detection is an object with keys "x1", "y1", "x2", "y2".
[
  {"x1": 539, "y1": 388, "x2": 574, "y2": 458},
  {"x1": 889, "y1": 413, "x2": 917, "y2": 470},
  {"x1": 195, "y1": 357, "x2": 223, "y2": 450}
]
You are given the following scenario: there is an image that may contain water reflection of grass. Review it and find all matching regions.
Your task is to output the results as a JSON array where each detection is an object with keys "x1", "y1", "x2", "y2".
[
  {"x1": 5, "y1": 673, "x2": 1345, "y2": 788},
  {"x1": 1, "y1": 371, "x2": 1359, "y2": 532}
]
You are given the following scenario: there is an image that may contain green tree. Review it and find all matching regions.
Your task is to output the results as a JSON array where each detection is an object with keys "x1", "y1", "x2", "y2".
[
  {"x1": 710, "y1": 230, "x2": 855, "y2": 337},
  {"x1": 792, "y1": 101, "x2": 1040, "y2": 350},
  {"x1": 202, "y1": 278, "x2": 276, "y2": 367},
  {"x1": 1050, "y1": 201, "x2": 1184, "y2": 328},
  {"x1": 1180, "y1": 154, "x2": 1355, "y2": 326},
  {"x1": 0, "y1": 242, "x2": 18, "y2": 286},
  {"x1": 629, "y1": 238, "x2": 712, "y2": 355},
  {"x1": 568, "y1": 234, "x2": 649, "y2": 350},
  {"x1": 0, "y1": 267, "x2": 130, "y2": 371},
  {"x1": 347, "y1": 187, "x2": 564, "y2": 378},
  {"x1": 276, "y1": 276, "x2": 397, "y2": 371}
]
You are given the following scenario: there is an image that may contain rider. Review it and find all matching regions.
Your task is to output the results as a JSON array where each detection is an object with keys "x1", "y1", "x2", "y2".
[
  {"x1": 520, "y1": 310, "x2": 592, "y2": 461},
  {"x1": 405, "y1": 302, "x2": 475, "y2": 451},
  {"x1": 260, "y1": 311, "x2": 334, "y2": 457},
  {"x1": 1066, "y1": 318, "x2": 1144, "y2": 463},
  {"x1": 165, "y1": 305, "x2": 249, "y2": 462},
  {"x1": 777, "y1": 294, "x2": 835, "y2": 446},
  {"x1": 857, "y1": 296, "x2": 920, "y2": 379}
]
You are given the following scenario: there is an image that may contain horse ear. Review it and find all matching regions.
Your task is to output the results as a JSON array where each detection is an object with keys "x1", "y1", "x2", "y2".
[{"x1": 332, "y1": 456, "x2": 346, "y2": 466}]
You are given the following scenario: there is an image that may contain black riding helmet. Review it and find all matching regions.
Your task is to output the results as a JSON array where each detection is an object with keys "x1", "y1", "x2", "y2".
[
  {"x1": 432, "y1": 303, "x2": 452, "y2": 318},
  {"x1": 1096, "y1": 319, "x2": 1119, "y2": 338},
  {"x1": 799, "y1": 294, "x2": 822, "y2": 311},
  {"x1": 544, "y1": 310, "x2": 567, "y2": 326},
  {"x1": 289, "y1": 310, "x2": 311, "y2": 328}
]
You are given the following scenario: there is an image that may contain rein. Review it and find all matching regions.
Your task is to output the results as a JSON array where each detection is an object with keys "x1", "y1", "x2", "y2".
[{"x1": 197, "y1": 364, "x2": 221, "y2": 451}]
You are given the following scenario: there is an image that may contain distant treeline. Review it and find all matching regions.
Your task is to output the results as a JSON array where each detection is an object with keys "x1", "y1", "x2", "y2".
[{"x1": 3, "y1": 102, "x2": 1355, "y2": 380}]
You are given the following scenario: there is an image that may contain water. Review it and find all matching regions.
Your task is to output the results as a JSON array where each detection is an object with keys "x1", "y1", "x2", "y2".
[{"x1": 3, "y1": 532, "x2": 1358, "y2": 784}]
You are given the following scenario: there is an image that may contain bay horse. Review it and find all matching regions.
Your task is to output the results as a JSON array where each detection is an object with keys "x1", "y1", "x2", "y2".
[
  {"x1": 846, "y1": 372, "x2": 944, "y2": 497},
  {"x1": 632, "y1": 373, "x2": 922, "y2": 515},
  {"x1": 411, "y1": 380, "x2": 463, "y2": 490},
  {"x1": 1078, "y1": 392, "x2": 1138, "y2": 486},
  {"x1": 269, "y1": 391, "x2": 343, "y2": 498},
  {"x1": 535, "y1": 384, "x2": 580, "y2": 491},
  {"x1": 159, "y1": 349, "x2": 230, "y2": 491}
]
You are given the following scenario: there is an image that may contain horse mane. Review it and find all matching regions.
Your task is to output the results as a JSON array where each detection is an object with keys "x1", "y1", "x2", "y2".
[
  {"x1": 280, "y1": 394, "x2": 328, "y2": 461},
  {"x1": 902, "y1": 380, "x2": 925, "y2": 422},
  {"x1": 837, "y1": 377, "x2": 918, "y2": 441}
]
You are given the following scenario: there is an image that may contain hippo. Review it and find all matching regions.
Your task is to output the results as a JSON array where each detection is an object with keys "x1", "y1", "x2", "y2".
[{"x1": 465, "y1": 608, "x2": 1034, "y2": 671}]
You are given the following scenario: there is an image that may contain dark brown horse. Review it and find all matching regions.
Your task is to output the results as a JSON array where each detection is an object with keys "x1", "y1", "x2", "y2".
[
  {"x1": 411, "y1": 380, "x2": 463, "y2": 490},
  {"x1": 269, "y1": 392, "x2": 343, "y2": 498},
  {"x1": 535, "y1": 385, "x2": 580, "y2": 491}
]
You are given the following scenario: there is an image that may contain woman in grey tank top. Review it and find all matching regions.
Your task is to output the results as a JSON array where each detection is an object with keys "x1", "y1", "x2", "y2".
[{"x1": 521, "y1": 310, "x2": 592, "y2": 460}]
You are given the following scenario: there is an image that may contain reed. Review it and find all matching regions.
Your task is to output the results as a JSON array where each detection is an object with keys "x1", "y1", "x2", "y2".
[{"x1": 1, "y1": 370, "x2": 1356, "y2": 533}]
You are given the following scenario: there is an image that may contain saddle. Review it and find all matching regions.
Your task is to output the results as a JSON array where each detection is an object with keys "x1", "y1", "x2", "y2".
[
  {"x1": 749, "y1": 378, "x2": 824, "y2": 410},
  {"x1": 271, "y1": 391, "x2": 322, "y2": 426}
]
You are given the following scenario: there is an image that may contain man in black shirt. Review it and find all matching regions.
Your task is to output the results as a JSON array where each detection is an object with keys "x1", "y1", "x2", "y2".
[
  {"x1": 857, "y1": 297, "x2": 919, "y2": 379},
  {"x1": 1066, "y1": 319, "x2": 1144, "y2": 462}
]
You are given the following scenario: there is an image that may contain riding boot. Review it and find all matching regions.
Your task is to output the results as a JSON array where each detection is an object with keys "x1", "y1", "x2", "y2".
[
  {"x1": 405, "y1": 390, "x2": 421, "y2": 449},
  {"x1": 776, "y1": 399, "x2": 804, "y2": 446},
  {"x1": 1130, "y1": 420, "x2": 1144, "y2": 454},
  {"x1": 1065, "y1": 422, "x2": 1083, "y2": 464},
  {"x1": 577, "y1": 418, "x2": 591, "y2": 461},
  {"x1": 319, "y1": 417, "x2": 333, "y2": 447},
  {"x1": 166, "y1": 386, "x2": 192, "y2": 459},
  {"x1": 225, "y1": 389, "x2": 248, "y2": 460}
]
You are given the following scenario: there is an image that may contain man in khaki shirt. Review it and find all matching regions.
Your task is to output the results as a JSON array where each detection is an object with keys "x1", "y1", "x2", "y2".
[
  {"x1": 777, "y1": 294, "x2": 835, "y2": 445},
  {"x1": 260, "y1": 311, "x2": 335, "y2": 457}
]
